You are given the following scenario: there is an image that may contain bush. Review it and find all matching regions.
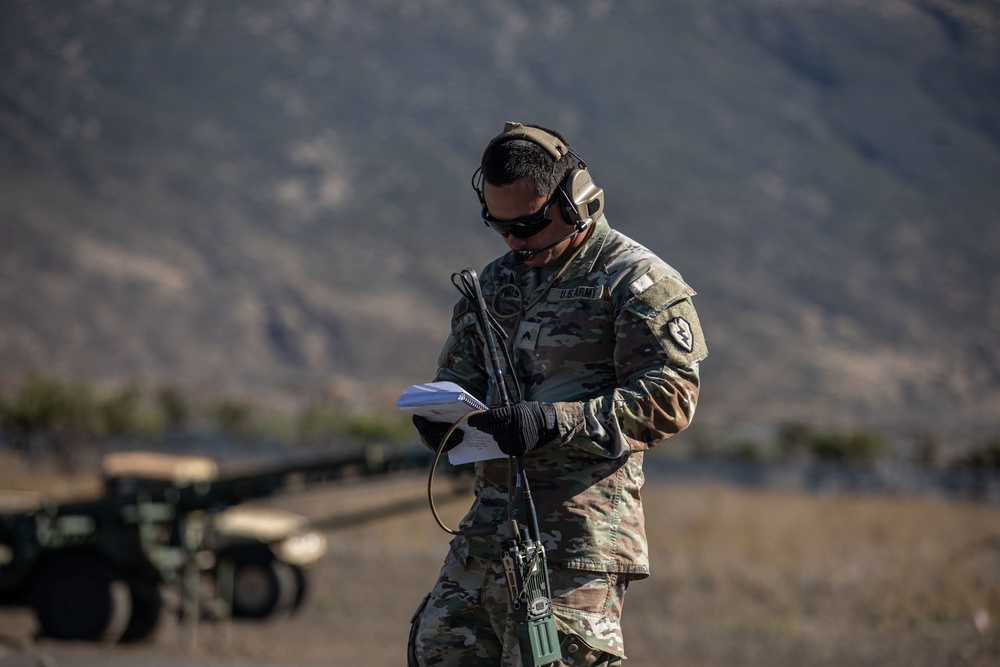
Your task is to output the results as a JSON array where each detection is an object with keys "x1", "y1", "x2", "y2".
[
  {"x1": 809, "y1": 430, "x2": 884, "y2": 463},
  {"x1": 953, "y1": 439, "x2": 1000, "y2": 470},
  {"x1": 0, "y1": 375, "x2": 102, "y2": 468},
  {"x1": 777, "y1": 422, "x2": 818, "y2": 460},
  {"x1": 100, "y1": 382, "x2": 147, "y2": 436},
  {"x1": 0, "y1": 375, "x2": 421, "y2": 463},
  {"x1": 777, "y1": 422, "x2": 885, "y2": 464},
  {"x1": 294, "y1": 403, "x2": 412, "y2": 446},
  {"x1": 214, "y1": 399, "x2": 255, "y2": 440},
  {"x1": 295, "y1": 403, "x2": 344, "y2": 444},
  {"x1": 730, "y1": 440, "x2": 769, "y2": 463},
  {"x1": 914, "y1": 433, "x2": 940, "y2": 467},
  {"x1": 157, "y1": 386, "x2": 189, "y2": 430},
  {"x1": 344, "y1": 413, "x2": 410, "y2": 443}
]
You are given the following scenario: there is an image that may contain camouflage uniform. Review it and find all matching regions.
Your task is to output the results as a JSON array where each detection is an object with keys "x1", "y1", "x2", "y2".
[{"x1": 410, "y1": 217, "x2": 707, "y2": 666}]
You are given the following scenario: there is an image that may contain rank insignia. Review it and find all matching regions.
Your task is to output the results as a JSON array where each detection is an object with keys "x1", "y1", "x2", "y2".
[{"x1": 515, "y1": 321, "x2": 541, "y2": 351}]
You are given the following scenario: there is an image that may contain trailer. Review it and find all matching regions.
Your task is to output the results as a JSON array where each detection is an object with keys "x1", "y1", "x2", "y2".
[{"x1": 0, "y1": 444, "x2": 419, "y2": 642}]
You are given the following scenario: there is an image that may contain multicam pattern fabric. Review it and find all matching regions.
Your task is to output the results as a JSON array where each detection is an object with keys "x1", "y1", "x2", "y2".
[
  {"x1": 412, "y1": 216, "x2": 707, "y2": 665},
  {"x1": 410, "y1": 551, "x2": 629, "y2": 666},
  {"x1": 436, "y1": 217, "x2": 706, "y2": 577}
]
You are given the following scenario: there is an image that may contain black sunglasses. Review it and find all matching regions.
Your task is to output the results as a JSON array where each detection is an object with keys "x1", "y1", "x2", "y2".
[{"x1": 481, "y1": 194, "x2": 557, "y2": 239}]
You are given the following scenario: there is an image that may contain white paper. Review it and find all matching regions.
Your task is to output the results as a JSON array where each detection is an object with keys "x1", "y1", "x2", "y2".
[{"x1": 396, "y1": 381, "x2": 505, "y2": 464}]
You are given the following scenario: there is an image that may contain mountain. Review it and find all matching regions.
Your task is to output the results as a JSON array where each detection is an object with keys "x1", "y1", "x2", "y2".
[{"x1": 1, "y1": 0, "x2": 998, "y2": 445}]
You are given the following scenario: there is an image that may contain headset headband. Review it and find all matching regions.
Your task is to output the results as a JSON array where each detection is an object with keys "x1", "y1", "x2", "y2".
[{"x1": 480, "y1": 121, "x2": 568, "y2": 166}]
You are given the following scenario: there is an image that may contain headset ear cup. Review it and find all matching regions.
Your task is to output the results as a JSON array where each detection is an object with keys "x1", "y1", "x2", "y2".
[
  {"x1": 562, "y1": 169, "x2": 604, "y2": 227},
  {"x1": 557, "y1": 183, "x2": 580, "y2": 226}
]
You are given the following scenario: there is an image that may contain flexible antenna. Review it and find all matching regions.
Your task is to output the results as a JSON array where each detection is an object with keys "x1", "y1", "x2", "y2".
[{"x1": 453, "y1": 269, "x2": 542, "y2": 543}]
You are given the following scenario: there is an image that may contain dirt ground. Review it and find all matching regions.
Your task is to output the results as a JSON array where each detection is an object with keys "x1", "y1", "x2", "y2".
[{"x1": 2, "y1": 471, "x2": 999, "y2": 667}]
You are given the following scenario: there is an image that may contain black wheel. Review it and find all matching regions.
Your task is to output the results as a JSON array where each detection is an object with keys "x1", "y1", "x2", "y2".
[
  {"x1": 32, "y1": 553, "x2": 132, "y2": 641},
  {"x1": 121, "y1": 579, "x2": 163, "y2": 642},
  {"x1": 227, "y1": 549, "x2": 297, "y2": 619},
  {"x1": 291, "y1": 564, "x2": 310, "y2": 613}
]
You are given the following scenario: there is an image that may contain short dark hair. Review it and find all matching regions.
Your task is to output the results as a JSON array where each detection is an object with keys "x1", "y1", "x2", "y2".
[{"x1": 481, "y1": 125, "x2": 575, "y2": 198}]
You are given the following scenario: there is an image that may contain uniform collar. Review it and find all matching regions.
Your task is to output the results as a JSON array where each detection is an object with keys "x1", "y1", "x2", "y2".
[
  {"x1": 499, "y1": 215, "x2": 611, "y2": 281},
  {"x1": 561, "y1": 216, "x2": 610, "y2": 279}
]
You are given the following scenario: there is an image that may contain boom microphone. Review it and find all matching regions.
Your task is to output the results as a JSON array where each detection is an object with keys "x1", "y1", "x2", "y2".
[{"x1": 514, "y1": 222, "x2": 590, "y2": 262}]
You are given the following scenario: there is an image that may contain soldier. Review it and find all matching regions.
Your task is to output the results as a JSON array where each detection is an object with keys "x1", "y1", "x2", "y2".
[{"x1": 409, "y1": 122, "x2": 708, "y2": 666}]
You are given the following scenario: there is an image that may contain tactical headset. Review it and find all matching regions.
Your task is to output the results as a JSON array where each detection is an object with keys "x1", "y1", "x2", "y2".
[{"x1": 472, "y1": 121, "x2": 605, "y2": 234}]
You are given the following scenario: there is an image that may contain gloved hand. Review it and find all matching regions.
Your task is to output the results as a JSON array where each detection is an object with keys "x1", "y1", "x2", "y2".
[
  {"x1": 412, "y1": 415, "x2": 464, "y2": 452},
  {"x1": 467, "y1": 402, "x2": 558, "y2": 457}
]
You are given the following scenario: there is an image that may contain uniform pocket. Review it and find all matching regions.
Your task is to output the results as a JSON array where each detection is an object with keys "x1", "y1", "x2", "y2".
[
  {"x1": 551, "y1": 604, "x2": 626, "y2": 659},
  {"x1": 407, "y1": 593, "x2": 431, "y2": 667},
  {"x1": 548, "y1": 569, "x2": 628, "y2": 659}
]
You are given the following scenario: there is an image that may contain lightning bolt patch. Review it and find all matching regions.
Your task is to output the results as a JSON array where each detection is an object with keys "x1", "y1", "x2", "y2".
[{"x1": 667, "y1": 317, "x2": 694, "y2": 353}]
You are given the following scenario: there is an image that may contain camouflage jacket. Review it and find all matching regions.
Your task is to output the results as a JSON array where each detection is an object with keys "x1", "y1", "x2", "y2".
[{"x1": 434, "y1": 217, "x2": 707, "y2": 577}]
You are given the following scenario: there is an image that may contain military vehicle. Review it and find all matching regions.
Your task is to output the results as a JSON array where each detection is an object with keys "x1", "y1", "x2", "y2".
[{"x1": 0, "y1": 445, "x2": 414, "y2": 642}]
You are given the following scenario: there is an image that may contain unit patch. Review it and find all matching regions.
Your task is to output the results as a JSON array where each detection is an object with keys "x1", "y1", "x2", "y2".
[
  {"x1": 667, "y1": 317, "x2": 694, "y2": 352},
  {"x1": 552, "y1": 285, "x2": 604, "y2": 301}
]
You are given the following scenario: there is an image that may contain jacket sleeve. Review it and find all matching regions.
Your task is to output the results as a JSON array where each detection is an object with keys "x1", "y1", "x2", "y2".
[
  {"x1": 558, "y1": 270, "x2": 708, "y2": 458},
  {"x1": 432, "y1": 297, "x2": 490, "y2": 405}
]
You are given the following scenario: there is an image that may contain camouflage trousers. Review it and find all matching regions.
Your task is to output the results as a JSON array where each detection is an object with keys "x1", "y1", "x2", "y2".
[{"x1": 408, "y1": 547, "x2": 629, "y2": 666}]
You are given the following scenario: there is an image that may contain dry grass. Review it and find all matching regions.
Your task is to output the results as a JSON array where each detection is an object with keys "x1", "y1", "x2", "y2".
[
  {"x1": 631, "y1": 483, "x2": 1000, "y2": 666},
  {"x1": 0, "y1": 451, "x2": 103, "y2": 502},
  {"x1": 2, "y1": 468, "x2": 998, "y2": 666}
]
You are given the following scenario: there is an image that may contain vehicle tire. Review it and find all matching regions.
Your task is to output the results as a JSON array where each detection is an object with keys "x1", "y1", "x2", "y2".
[
  {"x1": 291, "y1": 564, "x2": 310, "y2": 613},
  {"x1": 121, "y1": 579, "x2": 163, "y2": 642},
  {"x1": 32, "y1": 553, "x2": 132, "y2": 641},
  {"x1": 228, "y1": 549, "x2": 297, "y2": 619}
]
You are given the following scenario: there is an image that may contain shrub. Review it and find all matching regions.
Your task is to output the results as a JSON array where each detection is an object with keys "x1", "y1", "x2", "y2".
[
  {"x1": 777, "y1": 422, "x2": 819, "y2": 460},
  {"x1": 295, "y1": 403, "x2": 344, "y2": 444},
  {"x1": 100, "y1": 381, "x2": 146, "y2": 436},
  {"x1": 0, "y1": 375, "x2": 102, "y2": 468},
  {"x1": 953, "y1": 439, "x2": 1000, "y2": 470},
  {"x1": 809, "y1": 430, "x2": 884, "y2": 463},
  {"x1": 214, "y1": 399, "x2": 255, "y2": 440},
  {"x1": 777, "y1": 422, "x2": 885, "y2": 464},
  {"x1": 157, "y1": 386, "x2": 190, "y2": 430},
  {"x1": 344, "y1": 413, "x2": 409, "y2": 443}
]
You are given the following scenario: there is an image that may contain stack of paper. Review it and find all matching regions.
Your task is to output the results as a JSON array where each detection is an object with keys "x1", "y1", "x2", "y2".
[{"x1": 396, "y1": 381, "x2": 504, "y2": 464}]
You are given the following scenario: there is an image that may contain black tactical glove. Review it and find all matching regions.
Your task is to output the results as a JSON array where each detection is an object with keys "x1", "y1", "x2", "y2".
[
  {"x1": 467, "y1": 402, "x2": 558, "y2": 457},
  {"x1": 412, "y1": 415, "x2": 464, "y2": 452}
]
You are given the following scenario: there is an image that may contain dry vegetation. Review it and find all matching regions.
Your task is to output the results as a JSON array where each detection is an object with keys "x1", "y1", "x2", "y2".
[
  {"x1": 634, "y1": 483, "x2": 1000, "y2": 666},
  {"x1": 1, "y1": 469, "x2": 998, "y2": 667}
]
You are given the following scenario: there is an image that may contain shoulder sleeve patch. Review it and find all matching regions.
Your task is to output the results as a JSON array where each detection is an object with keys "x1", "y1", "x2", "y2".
[
  {"x1": 657, "y1": 297, "x2": 708, "y2": 363},
  {"x1": 624, "y1": 273, "x2": 708, "y2": 365}
]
